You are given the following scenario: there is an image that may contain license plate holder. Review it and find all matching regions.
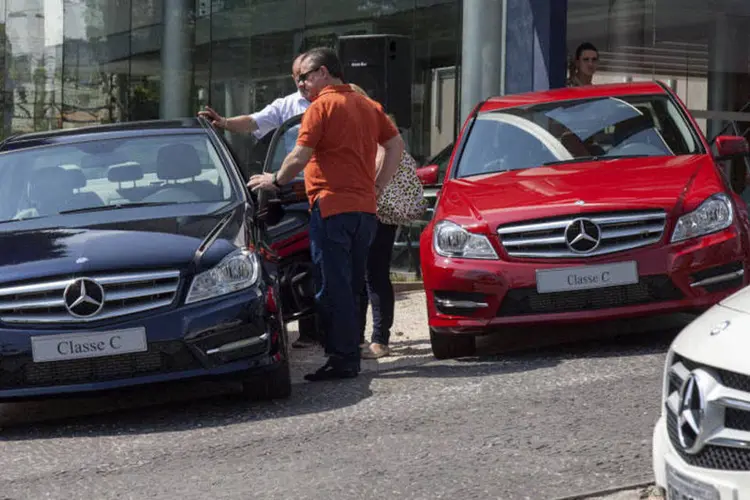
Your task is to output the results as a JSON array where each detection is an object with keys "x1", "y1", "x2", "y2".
[
  {"x1": 31, "y1": 327, "x2": 148, "y2": 363},
  {"x1": 535, "y1": 261, "x2": 639, "y2": 294},
  {"x1": 666, "y1": 464, "x2": 720, "y2": 500}
]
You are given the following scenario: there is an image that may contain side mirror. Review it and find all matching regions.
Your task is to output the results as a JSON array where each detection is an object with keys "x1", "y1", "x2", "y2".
[
  {"x1": 416, "y1": 164, "x2": 439, "y2": 185},
  {"x1": 715, "y1": 135, "x2": 750, "y2": 161}
]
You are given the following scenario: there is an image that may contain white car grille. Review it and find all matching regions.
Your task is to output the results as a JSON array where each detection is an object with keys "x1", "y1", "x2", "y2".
[
  {"x1": 0, "y1": 270, "x2": 181, "y2": 324},
  {"x1": 497, "y1": 210, "x2": 667, "y2": 258},
  {"x1": 665, "y1": 353, "x2": 750, "y2": 471}
]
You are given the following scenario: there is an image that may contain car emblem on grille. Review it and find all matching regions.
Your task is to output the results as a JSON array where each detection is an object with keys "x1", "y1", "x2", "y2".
[
  {"x1": 677, "y1": 372, "x2": 706, "y2": 454},
  {"x1": 63, "y1": 278, "x2": 105, "y2": 318},
  {"x1": 564, "y1": 218, "x2": 601, "y2": 253},
  {"x1": 710, "y1": 320, "x2": 730, "y2": 336}
]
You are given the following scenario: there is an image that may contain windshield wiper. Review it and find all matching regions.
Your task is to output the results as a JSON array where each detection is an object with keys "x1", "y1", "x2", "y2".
[
  {"x1": 543, "y1": 154, "x2": 650, "y2": 166},
  {"x1": 59, "y1": 202, "x2": 173, "y2": 215}
]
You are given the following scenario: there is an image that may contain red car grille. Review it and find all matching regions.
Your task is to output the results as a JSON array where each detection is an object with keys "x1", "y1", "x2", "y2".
[{"x1": 497, "y1": 275, "x2": 683, "y2": 316}]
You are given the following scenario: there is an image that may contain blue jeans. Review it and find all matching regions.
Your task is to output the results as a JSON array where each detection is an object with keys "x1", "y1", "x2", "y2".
[{"x1": 309, "y1": 202, "x2": 376, "y2": 371}]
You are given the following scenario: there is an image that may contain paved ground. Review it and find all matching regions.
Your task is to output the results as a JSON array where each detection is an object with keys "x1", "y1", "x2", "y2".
[{"x1": 0, "y1": 290, "x2": 688, "y2": 500}]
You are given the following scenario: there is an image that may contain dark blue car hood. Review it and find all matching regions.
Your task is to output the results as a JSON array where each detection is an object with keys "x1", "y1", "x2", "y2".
[{"x1": 0, "y1": 202, "x2": 248, "y2": 284}]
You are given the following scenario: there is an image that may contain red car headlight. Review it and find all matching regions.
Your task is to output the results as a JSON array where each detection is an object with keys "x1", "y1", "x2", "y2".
[
  {"x1": 671, "y1": 193, "x2": 734, "y2": 243},
  {"x1": 433, "y1": 220, "x2": 498, "y2": 260}
]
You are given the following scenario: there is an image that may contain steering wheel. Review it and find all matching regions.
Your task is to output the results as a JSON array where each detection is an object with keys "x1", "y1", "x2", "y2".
[
  {"x1": 607, "y1": 142, "x2": 665, "y2": 157},
  {"x1": 481, "y1": 158, "x2": 506, "y2": 174},
  {"x1": 142, "y1": 186, "x2": 201, "y2": 204}
]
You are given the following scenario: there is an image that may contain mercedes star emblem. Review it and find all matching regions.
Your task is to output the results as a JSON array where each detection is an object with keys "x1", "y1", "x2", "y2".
[
  {"x1": 677, "y1": 372, "x2": 705, "y2": 454},
  {"x1": 710, "y1": 320, "x2": 730, "y2": 336},
  {"x1": 564, "y1": 218, "x2": 601, "y2": 253},
  {"x1": 63, "y1": 278, "x2": 105, "y2": 318}
]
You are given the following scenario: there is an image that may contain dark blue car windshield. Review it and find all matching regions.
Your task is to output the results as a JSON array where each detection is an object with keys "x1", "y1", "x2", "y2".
[{"x1": 0, "y1": 134, "x2": 233, "y2": 223}]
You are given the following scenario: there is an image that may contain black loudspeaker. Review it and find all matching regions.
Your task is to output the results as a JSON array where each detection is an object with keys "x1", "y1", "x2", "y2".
[{"x1": 337, "y1": 34, "x2": 412, "y2": 129}]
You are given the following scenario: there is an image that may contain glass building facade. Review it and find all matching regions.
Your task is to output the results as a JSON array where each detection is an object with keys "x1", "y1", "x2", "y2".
[
  {"x1": 2, "y1": 0, "x2": 750, "y2": 271},
  {"x1": 0, "y1": 0, "x2": 460, "y2": 164}
]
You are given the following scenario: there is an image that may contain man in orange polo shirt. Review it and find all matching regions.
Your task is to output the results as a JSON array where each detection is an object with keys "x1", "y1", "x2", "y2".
[{"x1": 248, "y1": 47, "x2": 404, "y2": 381}]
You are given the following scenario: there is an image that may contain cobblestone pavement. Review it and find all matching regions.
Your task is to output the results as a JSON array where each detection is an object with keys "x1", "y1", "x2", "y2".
[{"x1": 0, "y1": 290, "x2": 687, "y2": 500}]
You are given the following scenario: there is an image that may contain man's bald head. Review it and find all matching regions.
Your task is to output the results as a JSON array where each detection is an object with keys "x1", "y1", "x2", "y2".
[
  {"x1": 292, "y1": 53, "x2": 309, "y2": 99},
  {"x1": 292, "y1": 53, "x2": 305, "y2": 76}
]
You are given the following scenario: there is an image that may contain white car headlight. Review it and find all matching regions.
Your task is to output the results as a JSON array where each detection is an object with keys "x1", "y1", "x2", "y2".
[
  {"x1": 671, "y1": 193, "x2": 734, "y2": 243},
  {"x1": 433, "y1": 220, "x2": 498, "y2": 259},
  {"x1": 186, "y1": 249, "x2": 260, "y2": 304}
]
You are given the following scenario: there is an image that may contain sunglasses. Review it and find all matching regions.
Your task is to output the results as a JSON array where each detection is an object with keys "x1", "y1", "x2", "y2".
[{"x1": 297, "y1": 66, "x2": 321, "y2": 83}]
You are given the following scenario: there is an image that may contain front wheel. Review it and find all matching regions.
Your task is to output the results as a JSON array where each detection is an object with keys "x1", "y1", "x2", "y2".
[
  {"x1": 429, "y1": 329, "x2": 476, "y2": 360},
  {"x1": 242, "y1": 361, "x2": 292, "y2": 401}
]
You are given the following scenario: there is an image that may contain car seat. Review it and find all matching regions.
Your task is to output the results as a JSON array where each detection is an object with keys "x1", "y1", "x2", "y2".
[
  {"x1": 107, "y1": 162, "x2": 151, "y2": 201},
  {"x1": 155, "y1": 143, "x2": 220, "y2": 201},
  {"x1": 60, "y1": 167, "x2": 105, "y2": 212},
  {"x1": 28, "y1": 166, "x2": 79, "y2": 215}
]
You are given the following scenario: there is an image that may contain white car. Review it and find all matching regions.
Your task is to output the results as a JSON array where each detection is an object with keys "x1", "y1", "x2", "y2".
[{"x1": 652, "y1": 284, "x2": 750, "y2": 499}]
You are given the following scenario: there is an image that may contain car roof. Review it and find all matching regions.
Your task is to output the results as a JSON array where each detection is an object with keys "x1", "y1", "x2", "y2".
[
  {"x1": 1, "y1": 118, "x2": 211, "y2": 152},
  {"x1": 479, "y1": 81, "x2": 669, "y2": 113}
]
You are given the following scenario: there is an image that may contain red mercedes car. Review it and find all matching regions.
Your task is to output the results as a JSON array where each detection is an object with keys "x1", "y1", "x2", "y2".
[{"x1": 419, "y1": 81, "x2": 750, "y2": 359}]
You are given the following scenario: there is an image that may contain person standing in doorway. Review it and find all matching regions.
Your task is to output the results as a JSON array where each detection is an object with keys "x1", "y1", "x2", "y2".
[
  {"x1": 248, "y1": 47, "x2": 405, "y2": 381},
  {"x1": 198, "y1": 53, "x2": 321, "y2": 349},
  {"x1": 567, "y1": 42, "x2": 599, "y2": 87}
]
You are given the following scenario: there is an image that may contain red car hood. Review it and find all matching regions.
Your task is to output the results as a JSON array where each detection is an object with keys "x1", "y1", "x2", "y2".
[{"x1": 438, "y1": 155, "x2": 711, "y2": 227}]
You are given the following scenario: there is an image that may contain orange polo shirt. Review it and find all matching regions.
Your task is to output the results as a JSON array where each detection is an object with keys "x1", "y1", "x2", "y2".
[{"x1": 296, "y1": 84, "x2": 399, "y2": 218}]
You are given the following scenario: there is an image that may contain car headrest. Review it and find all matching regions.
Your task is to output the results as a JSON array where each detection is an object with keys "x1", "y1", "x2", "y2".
[
  {"x1": 30, "y1": 166, "x2": 79, "y2": 198},
  {"x1": 64, "y1": 167, "x2": 87, "y2": 189},
  {"x1": 157, "y1": 143, "x2": 202, "y2": 180},
  {"x1": 108, "y1": 162, "x2": 144, "y2": 183}
]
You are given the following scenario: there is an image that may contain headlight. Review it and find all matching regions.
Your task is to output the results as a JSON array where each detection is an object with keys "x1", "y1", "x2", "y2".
[
  {"x1": 433, "y1": 220, "x2": 498, "y2": 259},
  {"x1": 186, "y1": 249, "x2": 260, "y2": 304},
  {"x1": 671, "y1": 193, "x2": 734, "y2": 243}
]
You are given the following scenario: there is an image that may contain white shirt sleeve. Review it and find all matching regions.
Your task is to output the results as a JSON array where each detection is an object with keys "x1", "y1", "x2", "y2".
[{"x1": 250, "y1": 98, "x2": 285, "y2": 139}]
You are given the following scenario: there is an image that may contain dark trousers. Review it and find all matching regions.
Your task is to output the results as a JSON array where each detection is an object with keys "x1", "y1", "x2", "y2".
[
  {"x1": 309, "y1": 202, "x2": 376, "y2": 371},
  {"x1": 359, "y1": 221, "x2": 397, "y2": 346}
]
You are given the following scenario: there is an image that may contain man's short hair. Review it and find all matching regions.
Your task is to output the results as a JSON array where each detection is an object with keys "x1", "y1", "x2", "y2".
[{"x1": 303, "y1": 47, "x2": 345, "y2": 81}]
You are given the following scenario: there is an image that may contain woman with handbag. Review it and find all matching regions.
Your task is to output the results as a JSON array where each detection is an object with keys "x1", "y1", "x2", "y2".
[{"x1": 349, "y1": 85, "x2": 427, "y2": 359}]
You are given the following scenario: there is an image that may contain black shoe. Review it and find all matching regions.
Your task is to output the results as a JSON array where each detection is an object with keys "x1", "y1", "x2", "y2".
[{"x1": 304, "y1": 361, "x2": 358, "y2": 382}]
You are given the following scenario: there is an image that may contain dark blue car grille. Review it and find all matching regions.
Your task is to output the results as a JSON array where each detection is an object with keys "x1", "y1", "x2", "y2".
[{"x1": 0, "y1": 341, "x2": 200, "y2": 389}]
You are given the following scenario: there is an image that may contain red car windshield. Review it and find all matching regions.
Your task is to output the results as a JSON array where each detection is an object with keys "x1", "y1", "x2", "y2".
[{"x1": 456, "y1": 94, "x2": 704, "y2": 178}]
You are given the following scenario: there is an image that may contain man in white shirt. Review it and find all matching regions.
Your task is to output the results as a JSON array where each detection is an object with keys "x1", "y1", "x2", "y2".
[{"x1": 198, "y1": 53, "x2": 310, "y2": 138}]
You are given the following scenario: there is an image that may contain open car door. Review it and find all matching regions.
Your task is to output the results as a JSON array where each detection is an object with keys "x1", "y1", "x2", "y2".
[{"x1": 256, "y1": 114, "x2": 316, "y2": 325}]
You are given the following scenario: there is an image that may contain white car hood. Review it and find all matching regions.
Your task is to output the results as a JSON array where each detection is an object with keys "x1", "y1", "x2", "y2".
[{"x1": 671, "y1": 300, "x2": 750, "y2": 375}]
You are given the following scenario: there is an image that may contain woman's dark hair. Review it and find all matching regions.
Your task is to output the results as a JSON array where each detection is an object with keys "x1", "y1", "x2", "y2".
[
  {"x1": 575, "y1": 42, "x2": 598, "y2": 60},
  {"x1": 303, "y1": 47, "x2": 345, "y2": 81}
]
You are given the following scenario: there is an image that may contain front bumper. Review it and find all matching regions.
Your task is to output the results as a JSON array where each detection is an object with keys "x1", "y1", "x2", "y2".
[
  {"x1": 653, "y1": 414, "x2": 750, "y2": 499},
  {"x1": 423, "y1": 227, "x2": 747, "y2": 333},
  {"x1": 0, "y1": 287, "x2": 283, "y2": 400}
]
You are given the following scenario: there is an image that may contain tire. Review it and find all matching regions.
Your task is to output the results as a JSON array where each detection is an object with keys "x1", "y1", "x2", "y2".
[
  {"x1": 242, "y1": 360, "x2": 292, "y2": 401},
  {"x1": 430, "y1": 329, "x2": 476, "y2": 360}
]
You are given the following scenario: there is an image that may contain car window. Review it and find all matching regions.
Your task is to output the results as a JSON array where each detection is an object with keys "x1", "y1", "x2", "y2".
[
  {"x1": 267, "y1": 124, "x2": 302, "y2": 176},
  {"x1": 429, "y1": 143, "x2": 453, "y2": 183},
  {"x1": 0, "y1": 133, "x2": 234, "y2": 223},
  {"x1": 456, "y1": 94, "x2": 703, "y2": 179}
]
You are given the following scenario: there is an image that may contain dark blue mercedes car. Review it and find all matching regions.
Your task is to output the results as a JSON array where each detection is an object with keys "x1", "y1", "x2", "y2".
[{"x1": 0, "y1": 118, "x2": 315, "y2": 401}]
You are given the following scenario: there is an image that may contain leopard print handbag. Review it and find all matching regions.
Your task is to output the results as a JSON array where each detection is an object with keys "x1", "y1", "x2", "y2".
[{"x1": 376, "y1": 151, "x2": 428, "y2": 226}]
